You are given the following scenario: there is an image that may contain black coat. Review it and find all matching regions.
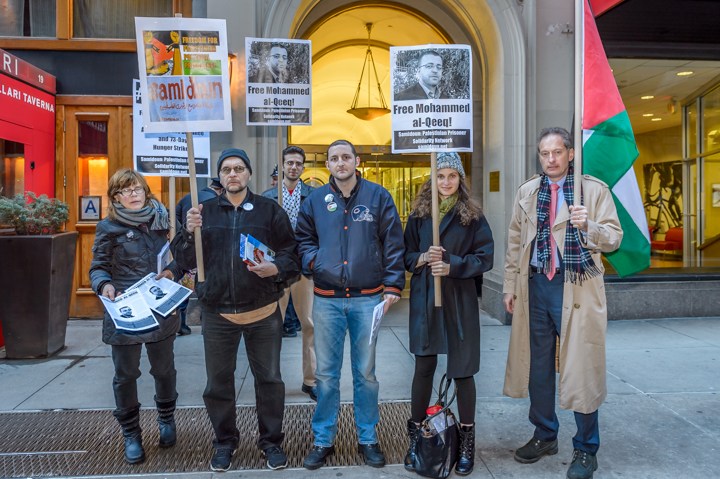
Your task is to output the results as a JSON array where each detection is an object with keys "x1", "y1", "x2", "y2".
[
  {"x1": 403, "y1": 207, "x2": 494, "y2": 378},
  {"x1": 90, "y1": 218, "x2": 181, "y2": 345}
]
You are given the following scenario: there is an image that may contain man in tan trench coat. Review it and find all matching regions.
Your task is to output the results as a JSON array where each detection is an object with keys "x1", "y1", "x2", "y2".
[{"x1": 503, "y1": 127, "x2": 622, "y2": 479}]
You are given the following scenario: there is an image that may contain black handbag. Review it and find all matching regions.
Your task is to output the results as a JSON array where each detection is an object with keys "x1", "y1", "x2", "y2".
[{"x1": 414, "y1": 374, "x2": 460, "y2": 479}]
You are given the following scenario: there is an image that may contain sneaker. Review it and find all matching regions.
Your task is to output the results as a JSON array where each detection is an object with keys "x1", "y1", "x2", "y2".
[
  {"x1": 301, "y1": 384, "x2": 318, "y2": 401},
  {"x1": 567, "y1": 449, "x2": 598, "y2": 479},
  {"x1": 264, "y1": 445, "x2": 288, "y2": 470},
  {"x1": 303, "y1": 445, "x2": 334, "y2": 470},
  {"x1": 514, "y1": 437, "x2": 558, "y2": 464},
  {"x1": 358, "y1": 443, "x2": 386, "y2": 468},
  {"x1": 178, "y1": 325, "x2": 192, "y2": 336},
  {"x1": 210, "y1": 448, "x2": 235, "y2": 472},
  {"x1": 282, "y1": 327, "x2": 297, "y2": 338}
]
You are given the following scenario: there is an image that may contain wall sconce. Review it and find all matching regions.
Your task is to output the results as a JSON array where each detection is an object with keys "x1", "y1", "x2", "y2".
[{"x1": 228, "y1": 52, "x2": 237, "y2": 85}]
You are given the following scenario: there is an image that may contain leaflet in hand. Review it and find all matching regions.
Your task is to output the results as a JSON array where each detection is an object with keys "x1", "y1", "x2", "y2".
[
  {"x1": 369, "y1": 300, "x2": 387, "y2": 345},
  {"x1": 100, "y1": 289, "x2": 159, "y2": 332},
  {"x1": 239, "y1": 233, "x2": 275, "y2": 266},
  {"x1": 157, "y1": 241, "x2": 171, "y2": 274},
  {"x1": 126, "y1": 273, "x2": 192, "y2": 317}
]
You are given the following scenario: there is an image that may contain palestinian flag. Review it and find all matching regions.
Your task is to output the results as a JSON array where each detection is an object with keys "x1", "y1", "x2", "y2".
[{"x1": 581, "y1": 0, "x2": 650, "y2": 276}]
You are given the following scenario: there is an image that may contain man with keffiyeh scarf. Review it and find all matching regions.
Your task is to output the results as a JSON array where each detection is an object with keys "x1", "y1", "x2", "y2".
[{"x1": 502, "y1": 127, "x2": 622, "y2": 479}]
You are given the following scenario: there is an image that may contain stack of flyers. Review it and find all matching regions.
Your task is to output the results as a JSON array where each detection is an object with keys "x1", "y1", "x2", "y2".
[{"x1": 239, "y1": 233, "x2": 275, "y2": 266}]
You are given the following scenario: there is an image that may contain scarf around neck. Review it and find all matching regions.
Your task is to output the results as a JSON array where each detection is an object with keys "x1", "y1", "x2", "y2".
[
  {"x1": 113, "y1": 198, "x2": 169, "y2": 231},
  {"x1": 536, "y1": 166, "x2": 601, "y2": 284},
  {"x1": 438, "y1": 194, "x2": 458, "y2": 221}
]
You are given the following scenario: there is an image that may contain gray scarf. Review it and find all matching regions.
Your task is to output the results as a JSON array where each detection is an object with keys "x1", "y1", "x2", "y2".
[{"x1": 113, "y1": 198, "x2": 169, "y2": 231}]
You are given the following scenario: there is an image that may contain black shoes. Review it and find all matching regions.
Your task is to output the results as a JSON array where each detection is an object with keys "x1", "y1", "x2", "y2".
[
  {"x1": 123, "y1": 435, "x2": 145, "y2": 464},
  {"x1": 303, "y1": 445, "x2": 334, "y2": 470},
  {"x1": 567, "y1": 449, "x2": 598, "y2": 479},
  {"x1": 358, "y1": 443, "x2": 386, "y2": 468},
  {"x1": 177, "y1": 325, "x2": 192, "y2": 335},
  {"x1": 514, "y1": 437, "x2": 559, "y2": 463},
  {"x1": 404, "y1": 420, "x2": 421, "y2": 471},
  {"x1": 301, "y1": 384, "x2": 318, "y2": 401},
  {"x1": 455, "y1": 423, "x2": 475, "y2": 475},
  {"x1": 210, "y1": 448, "x2": 236, "y2": 472},
  {"x1": 264, "y1": 445, "x2": 288, "y2": 470},
  {"x1": 282, "y1": 327, "x2": 297, "y2": 337}
]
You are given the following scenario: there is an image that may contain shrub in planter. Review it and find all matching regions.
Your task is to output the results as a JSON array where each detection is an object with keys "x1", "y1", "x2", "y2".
[
  {"x1": 0, "y1": 192, "x2": 70, "y2": 235},
  {"x1": 0, "y1": 192, "x2": 76, "y2": 358}
]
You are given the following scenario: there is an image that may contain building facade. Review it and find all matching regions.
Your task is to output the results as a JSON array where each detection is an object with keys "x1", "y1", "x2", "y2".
[{"x1": 1, "y1": 0, "x2": 718, "y2": 319}]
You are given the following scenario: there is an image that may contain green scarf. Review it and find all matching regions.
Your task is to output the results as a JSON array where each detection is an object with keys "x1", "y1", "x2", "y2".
[{"x1": 438, "y1": 194, "x2": 458, "y2": 221}]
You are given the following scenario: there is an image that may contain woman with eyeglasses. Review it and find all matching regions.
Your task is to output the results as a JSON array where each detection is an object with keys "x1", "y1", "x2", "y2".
[{"x1": 90, "y1": 168, "x2": 182, "y2": 465}]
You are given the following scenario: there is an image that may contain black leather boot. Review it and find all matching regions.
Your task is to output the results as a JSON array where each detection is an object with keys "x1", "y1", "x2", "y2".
[
  {"x1": 455, "y1": 423, "x2": 475, "y2": 475},
  {"x1": 404, "y1": 419, "x2": 421, "y2": 471},
  {"x1": 156, "y1": 398, "x2": 177, "y2": 448},
  {"x1": 114, "y1": 406, "x2": 145, "y2": 464}
]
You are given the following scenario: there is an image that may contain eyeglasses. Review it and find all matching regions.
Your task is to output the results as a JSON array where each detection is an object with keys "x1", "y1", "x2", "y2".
[
  {"x1": 539, "y1": 148, "x2": 568, "y2": 159},
  {"x1": 421, "y1": 63, "x2": 443, "y2": 72},
  {"x1": 118, "y1": 187, "x2": 145, "y2": 197},
  {"x1": 284, "y1": 161, "x2": 304, "y2": 168},
  {"x1": 220, "y1": 165, "x2": 247, "y2": 175}
]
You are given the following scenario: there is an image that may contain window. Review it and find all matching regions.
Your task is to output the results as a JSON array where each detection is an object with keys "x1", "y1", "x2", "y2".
[{"x1": 0, "y1": 0, "x2": 56, "y2": 37}]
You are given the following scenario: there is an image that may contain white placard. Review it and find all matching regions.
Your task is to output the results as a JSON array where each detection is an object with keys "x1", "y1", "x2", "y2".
[
  {"x1": 390, "y1": 45, "x2": 473, "y2": 153},
  {"x1": 135, "y1": 17, "x2": 232, "y2": 133},
  {"x1": 132, "y1": 80, "x2": 211, "y2": 177},
  {"x1": 245, "y1": 37, "x2": 312, "y2": 125}
]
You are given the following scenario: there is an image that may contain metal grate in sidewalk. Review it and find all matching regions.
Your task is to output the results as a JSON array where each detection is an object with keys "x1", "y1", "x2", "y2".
[{"x1": 0, "y1": 401, "x2": 410, "y2": 477}]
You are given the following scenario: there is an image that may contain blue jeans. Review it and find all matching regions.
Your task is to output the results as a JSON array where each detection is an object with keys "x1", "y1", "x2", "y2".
[{"x1": 312, "y1": 295, "x2": 382, "y2": 447}]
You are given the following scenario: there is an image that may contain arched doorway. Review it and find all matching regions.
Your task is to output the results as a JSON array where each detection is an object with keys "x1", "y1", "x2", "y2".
[{"x1": 289, "y1": 3, "x2": 473, "y2": 222}]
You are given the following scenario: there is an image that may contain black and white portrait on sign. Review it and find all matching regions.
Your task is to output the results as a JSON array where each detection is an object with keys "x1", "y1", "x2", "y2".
[
  {"x1": 247, "y1": 40, "x2": 311, "y2": 85},
  {"x1": 390, "y1": 44, "x2": 473, "y2": 153},
  {"x1": 245, "y1": 37, "x2": 313, "y2": 126},
  {"x1": 393, "y1": 46, "x2": 471, "y2": 101}
]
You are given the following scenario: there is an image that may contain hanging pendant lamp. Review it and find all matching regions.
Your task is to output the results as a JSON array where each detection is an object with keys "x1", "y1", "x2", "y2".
[{"x1": 347, "y1": 23, "x2": 390, "y2": 121}]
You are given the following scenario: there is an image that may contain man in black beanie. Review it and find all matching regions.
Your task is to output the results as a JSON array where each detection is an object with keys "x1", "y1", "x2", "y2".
[{"x1": 171, "y1": 148, "x2": 300, "y2": 472}]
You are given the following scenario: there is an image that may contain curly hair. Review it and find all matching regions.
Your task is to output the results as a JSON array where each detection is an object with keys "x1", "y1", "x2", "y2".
[{"x1": 410, "y1": 178, "x2": 482, "y2": 226}]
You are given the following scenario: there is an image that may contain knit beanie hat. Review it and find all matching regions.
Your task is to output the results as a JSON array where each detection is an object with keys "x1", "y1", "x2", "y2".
[
  {"x1": 436, "y1": 152, "x2": 465, "y2": 178},
  {"x1": 217, "y1": 148, "x2": 252, "y2": 175}
]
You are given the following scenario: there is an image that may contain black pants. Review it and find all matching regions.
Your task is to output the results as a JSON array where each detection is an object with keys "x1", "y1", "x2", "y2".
[
  {"x1": 202, "y1": 307, "x2": 285, "y2": 451},
  {"x1": 410, "y1": 355, "x2": 476, "y2": 424},
  {"x1": 111, "y1": 334, "x2": 177, "y2": 412},
  {"x1": 528, "y1": 270, "x2": 599, "y2": 454}
]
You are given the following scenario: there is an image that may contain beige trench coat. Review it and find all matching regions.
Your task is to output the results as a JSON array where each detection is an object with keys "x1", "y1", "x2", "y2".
[{"x1": 503, "y1": 174, "x2": 622, "y2": 414}]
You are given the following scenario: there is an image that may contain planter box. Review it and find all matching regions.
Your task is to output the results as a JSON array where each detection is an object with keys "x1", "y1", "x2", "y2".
[{"x1": 0, "y1": 231, "x2": 77, "y2": 358}]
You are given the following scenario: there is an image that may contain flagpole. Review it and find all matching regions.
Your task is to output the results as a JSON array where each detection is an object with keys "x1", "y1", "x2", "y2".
[{"x1": 574, "y1": 0, "x2": 584, "y2": 206}]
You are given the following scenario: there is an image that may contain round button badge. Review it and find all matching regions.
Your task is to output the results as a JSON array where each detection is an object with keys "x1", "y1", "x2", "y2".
[
  {"x1": 327, "y1": 202, "x2": 337, "y2": 212},
  {"x1": 324, "y1": 194, "x2": 334, "y2": 203},
  {"x1": 243, "y1": 203, "x2": 254, "y2": 211}
]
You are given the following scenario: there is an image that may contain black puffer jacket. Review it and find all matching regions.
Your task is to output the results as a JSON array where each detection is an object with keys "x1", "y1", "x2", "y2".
[
  {"x1": 90, "y1": 218, "x2": 182, "y2": 345},
  {"x1": 170, "y1": 190, "x2": 300, "y2": 314}
]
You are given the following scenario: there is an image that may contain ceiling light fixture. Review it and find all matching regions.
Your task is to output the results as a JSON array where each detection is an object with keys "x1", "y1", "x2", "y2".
[
  {"x1": 676, "y1": 71, "x2": 694, "y2": 77},
  {"x1": 641, "y1": 95, "x2": 654, "y2": 100},
  {"x1": 347, "y1": 23, "x2": 390, "y2": 121},
  {"x1": 642, "y1": 113, "x2": 654, "y2": 117},
  {"x1": 651, "y1": 118, "x2": 662, "y2": 122}
]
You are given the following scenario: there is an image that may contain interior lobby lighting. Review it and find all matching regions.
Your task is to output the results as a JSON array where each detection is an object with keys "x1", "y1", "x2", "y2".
[
  {"x1": 642, "y1": 113, "x2": 654, "y2": 117},
  {"x1": 347, "y1": 23, "x2": 390, "y2": 121},
  {"x1": 651, "y1": 118, "x2": 662, "y2": 121},
  {"x1": 641, "y1": 95, "x2": 654, "y2": 100},
  {"x1": 676, "y1": 71, "x2": 694, "y2": 76}
]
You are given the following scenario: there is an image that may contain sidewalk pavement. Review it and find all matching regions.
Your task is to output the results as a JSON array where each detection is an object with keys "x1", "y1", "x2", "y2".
[{"x1": 1, "y1": 299, "x2": 719, "y2": 478}]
